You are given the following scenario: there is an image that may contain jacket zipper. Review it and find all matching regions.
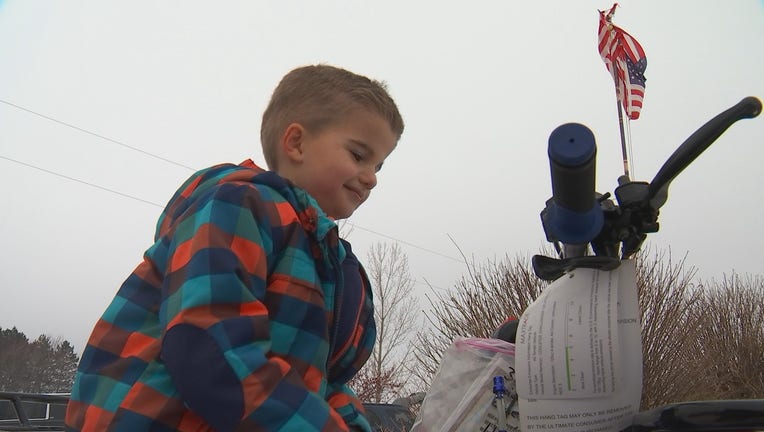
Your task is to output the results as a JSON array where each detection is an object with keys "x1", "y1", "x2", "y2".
[{"x1": 327, "y1": 245, "x2": 344, "y2": 381}]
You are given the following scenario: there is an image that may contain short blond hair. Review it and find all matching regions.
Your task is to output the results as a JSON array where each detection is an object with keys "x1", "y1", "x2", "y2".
[{"x1": 260, "y1": 64, "x2": 404, "y2": 169}]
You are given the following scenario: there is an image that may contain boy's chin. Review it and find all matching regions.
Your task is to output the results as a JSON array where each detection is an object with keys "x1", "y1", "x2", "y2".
[
  {"x1": 329, "y1": 208, "x2": 355, "y2": 220},
  {"x1": 322, "y1": 200, "x2": 360, "y2": 220},
  {"x1": 331, "y1": 212, "x2": 353, "y2": 221}
]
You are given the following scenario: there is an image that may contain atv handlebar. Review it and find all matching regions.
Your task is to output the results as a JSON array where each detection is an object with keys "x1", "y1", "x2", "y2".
[{"x1": 535, "y1": 96, "x2": 762, "y2": 280}]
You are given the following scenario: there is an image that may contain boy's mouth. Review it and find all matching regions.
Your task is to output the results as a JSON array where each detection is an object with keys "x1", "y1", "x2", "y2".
[{"x1": 345, "y1": 185, "x2": 365, "y2": 203}]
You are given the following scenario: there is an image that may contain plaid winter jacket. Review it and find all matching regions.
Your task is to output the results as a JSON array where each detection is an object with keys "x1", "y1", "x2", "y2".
[{"x1": 65, "y1": 160, "x2": 377, "y2": 431}]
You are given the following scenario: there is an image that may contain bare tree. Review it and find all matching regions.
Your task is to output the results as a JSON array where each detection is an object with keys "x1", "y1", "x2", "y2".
[
  {"x1": 348, "y1": 363, "x2": 404, "y2": 403},
  {"x1": 350, "y1": 242, "x2": 420, "y2": 403}
]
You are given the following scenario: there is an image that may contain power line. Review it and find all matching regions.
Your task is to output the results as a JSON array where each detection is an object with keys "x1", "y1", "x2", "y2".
[
  {"x1": 2, "y1": 154, "x2": 464, "y2": 288},
  {"x1": 413, "y1": 277, "x2": 452, "y2": 293},
  {"x1": 0, "y1": 98, "x2": 197, "y2": 171},
  {"x1": 1, "y1": 99, "x2": 465, "y2": 268},
  {"x1": 0, "y1": 155, "x2": 164, "y2": 208},
  {"x1": 347, "y1": 222, "x2": 466, "y2": 264}
]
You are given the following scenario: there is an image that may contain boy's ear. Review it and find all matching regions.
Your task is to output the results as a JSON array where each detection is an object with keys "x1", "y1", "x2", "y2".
[{"x1": 281, "y1": 123, "x2": 306, "y2": 163}]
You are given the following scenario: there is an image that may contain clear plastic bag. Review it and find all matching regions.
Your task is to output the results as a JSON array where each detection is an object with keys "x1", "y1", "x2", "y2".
[{"x1": 411, "y1": 337, "x2": 519, "y2": 432}]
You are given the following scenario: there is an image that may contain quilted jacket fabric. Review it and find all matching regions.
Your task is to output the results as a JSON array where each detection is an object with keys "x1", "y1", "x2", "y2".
[{"x1": 65, "y1": 160, "x2": 376, "y2": 431}]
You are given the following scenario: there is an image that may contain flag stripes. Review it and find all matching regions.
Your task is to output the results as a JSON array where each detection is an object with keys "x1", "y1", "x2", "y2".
[{"x1": 598, "y1": 3, "x2": 647, "y2": 120}]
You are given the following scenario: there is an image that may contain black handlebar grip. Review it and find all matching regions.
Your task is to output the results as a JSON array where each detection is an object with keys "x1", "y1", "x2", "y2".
[
  {"x1": 648, "y1": 96, "x2": 763, "y2": 208},
  {"x1": 547, "y1": 123, "x2": 604, "y2": 244}
]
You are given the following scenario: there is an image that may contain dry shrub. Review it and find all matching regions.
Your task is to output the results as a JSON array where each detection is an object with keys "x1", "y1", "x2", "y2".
[
  {"x1": 635, "y1": 248, "x2": 705, "y2": 409},
  {"x1": 636, "y1": 249, "x2": 764, "y2": 408},
  {"x1": 412, "y1": 253, "x2": 546, "y2": 385},
  {"x1": 686, "y1": 274, "x2": 764, "y2": 400}
]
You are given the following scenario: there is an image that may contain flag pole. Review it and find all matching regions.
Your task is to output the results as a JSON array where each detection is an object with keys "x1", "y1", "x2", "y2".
[
  {"x1": 614, "y1": 80, "x2": 631, "y2": 179},
  {"x1": 604, "y1": 5, "x2": 630, "y2": 180}
]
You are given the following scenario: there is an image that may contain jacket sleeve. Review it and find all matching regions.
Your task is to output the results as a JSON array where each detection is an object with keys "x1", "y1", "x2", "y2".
[
  {"x1": 327, "y1": 382, "x2": 373, "y2": 432},
  {"x1": 158, "y1": 183, "x2": 352, "y2": 432}
]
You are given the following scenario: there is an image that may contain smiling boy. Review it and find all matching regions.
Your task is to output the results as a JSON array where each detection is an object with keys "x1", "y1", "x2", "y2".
[
  {"x1": 65, "y1": 64, "x2": 404, "y2": 432},
  {"x1": 274, "y1": 103, "x2": 396, "y2": 219}
]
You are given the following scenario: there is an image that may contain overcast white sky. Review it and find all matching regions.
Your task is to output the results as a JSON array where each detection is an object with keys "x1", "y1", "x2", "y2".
[{"x1": 1, "y1": 1, "x2": 762, "y2": 354}]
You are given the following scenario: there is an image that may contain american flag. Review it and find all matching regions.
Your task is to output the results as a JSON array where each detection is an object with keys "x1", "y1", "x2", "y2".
[{"x1": 598, "y1": 4, "x2": 647, "y2": 120}]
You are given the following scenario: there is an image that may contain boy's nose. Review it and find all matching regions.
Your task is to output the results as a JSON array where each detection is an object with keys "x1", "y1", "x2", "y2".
[{"x1": 360, "y1": 169, "x2": 377, "y2": 190}]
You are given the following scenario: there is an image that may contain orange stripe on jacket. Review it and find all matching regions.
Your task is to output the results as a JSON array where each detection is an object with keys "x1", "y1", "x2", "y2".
[
  {"x1": 82, "y1": 402, "x2": 116, "y2": 432},
  {"x1": 230, "y1": 235, "x2": 265, "y2": 275},
  {"x1": 170, "y1": 224, "x2": 265, "y2": 274},
  {"x1": 121, "y1": 381, "x2": 186, "y2": 426},
  {"x1": 268, "y1": 277, "x2": 324, "y2": 304},
  {"x1": 169, "y1": 237, "x2": 195, "y2": 273},
  {"x1": 303, "y1": 364, "x2": 323, "y2": 392},
  {"x1": 168, "y1": 224, "x2": 220, "y2": 273},
  {"x1": 88, "y1": 319, "x2": 136, "y2": 357},
  {"x1": 167, "y1": 302, "x2": 268, "y2": 330},
  {"x1": 326, "y1": 393, "x2": 355, "y2": 431},
  {"x1": 274, "y1": 201, "x2": 299, "y2": 225},
  {"x1": 241, "y1": 357, "x2": 292, "y2": 414},
  {"x1": 180, "y1": 176, "x2": 203, "y2": 198},
  {"x1": 330, "y1": 278, "x2": 366, "y2": 364},
  {"x1": 120, "y1": 331, "x2": 160, "y2": 361}
]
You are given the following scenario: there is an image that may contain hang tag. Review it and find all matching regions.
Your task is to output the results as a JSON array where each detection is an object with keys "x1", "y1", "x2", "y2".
[{"x1": 516, "y1": 259, "x2": 642, "y2": 432}]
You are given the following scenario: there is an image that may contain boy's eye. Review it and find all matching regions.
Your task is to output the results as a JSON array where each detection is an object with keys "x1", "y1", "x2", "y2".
[{"x1": 350, "y1": 150, "x2": 363, "y2": 161}]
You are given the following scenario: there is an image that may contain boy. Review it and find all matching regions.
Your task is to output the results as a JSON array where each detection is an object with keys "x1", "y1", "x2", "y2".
[{"x1": 65, "y1": 64, "x2": 404, "y2": 432}]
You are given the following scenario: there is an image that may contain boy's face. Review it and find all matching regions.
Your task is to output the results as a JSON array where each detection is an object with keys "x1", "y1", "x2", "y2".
[{"x1": 281, "y1": 109, "x2": 397, "y2": 220}]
